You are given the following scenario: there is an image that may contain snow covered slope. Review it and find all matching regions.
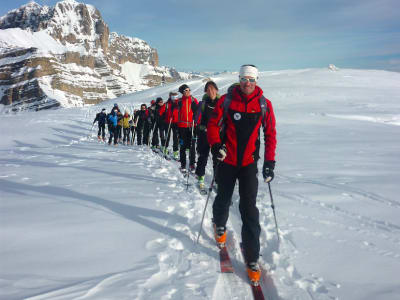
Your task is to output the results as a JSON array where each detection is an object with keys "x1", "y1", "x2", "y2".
[{"x1": 1, "y1": 68, "x2": 400, "y2": 299}]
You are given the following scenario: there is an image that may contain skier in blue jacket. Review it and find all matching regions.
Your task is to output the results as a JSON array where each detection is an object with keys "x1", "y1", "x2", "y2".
[{"x1": 107, "y1": 109, "x2": 118, "y2": 145}]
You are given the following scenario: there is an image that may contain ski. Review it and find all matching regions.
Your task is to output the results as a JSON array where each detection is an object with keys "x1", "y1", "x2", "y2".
[
  {"x1": 219, "y1": 245, "x2": 234, "y2": 273},
  {"x1": 240, "y1": 243, "x2": 265, "y2": 300}
]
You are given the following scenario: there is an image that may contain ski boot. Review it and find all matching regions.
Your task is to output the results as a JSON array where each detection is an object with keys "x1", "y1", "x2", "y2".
[
  {"x1": 179, "y1": 166, "x2": 187, "y2": 175},
  {"x1": 246, "y1": 262, "x2": 261, "y2": 286},
  {"x1": 173, "y1": 151, "x2": 179, "y2": 160},
  {"x1": 189, "y1": 164, "x2": 195, "y2": 173},
  {"x1": 213, "y1": 224, "x2": 226, "y2": 248},
  {"x1": 97, "y1": 135, "x2": 101, "y2": 141},
  {"x1": 198, "y1": 176, "x2": 205, "y2": 188}
]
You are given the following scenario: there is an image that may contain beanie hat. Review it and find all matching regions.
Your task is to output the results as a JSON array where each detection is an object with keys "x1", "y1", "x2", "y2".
[
  {"x1": 204, "y1": 81, "x2": 218, "y2": 92},
  {"x1": 113, "y1": 103, "x2": 118, "y2": 107},
  {"x1": 101, "y1": 108, "x2": 106, "y2": 112},
  {"x1": 179, "y1": 84, "x2": 190, "y2": 94},
  {"x1": 239, "y1": 64, "x2": 258, "y2": 79}
]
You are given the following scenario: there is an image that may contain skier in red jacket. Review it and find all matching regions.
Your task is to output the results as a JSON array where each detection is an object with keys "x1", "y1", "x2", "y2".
[
  {"x1": 207, "y1": 64, "x2": 277, "y2": 284},
  {"x1": 163, "y1": 92, "x2": 180, "y2": 158},
  {"x1": 177, "y1": 84, "x2": 199, "y2": 172}
]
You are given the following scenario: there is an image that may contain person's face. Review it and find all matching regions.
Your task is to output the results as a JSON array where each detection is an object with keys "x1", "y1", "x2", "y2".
[
  {"x1": 141, "y1": 106, "x2": 146, "y2": 110},
  {"x1": 239, "y1": 76, "x2": 256, "y2": 95},
  {"x1": 206, "y1": 85, "x2": 217, "y2": 100},
  {"x1": 183, "y1": 88, "x2": 191, "y2": 97},
  {"x1": 158, "y1": 101, "x2": 163, "y2": 106}
]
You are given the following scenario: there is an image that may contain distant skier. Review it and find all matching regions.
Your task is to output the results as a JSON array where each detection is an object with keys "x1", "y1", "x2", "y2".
[
  {"x1": 134, "y1": 104, "x2": 152, "y2": 145},
  {"x1": 163, "y1": 92, "x2": 180, "y2": 158},
  {"x1": 194, "y1": 81, "x2": 220, "y2": 189},
  {"x1": 207, "y1": 65, "x2": 277, "y2": 284},
  {"x1": 122, "y1": 110, "x2": 131, "y2": 145},
  {"x1": 112, "y1": 103, "x2": 121, "y2": 113},
  {"x1": 116, "y1": 111, "x2": 123, "y2": 143},
  {"x1": 177, "y1": 84, "x2": 199, "y2": 172},
  {"x1": 107, "y1": 109, "x2": 119, "y2": 145},
  {"x1": 93, "y1": 108, "x2": 107, "y2": 141},
  {"x1": 151, "y1": 97, "x2": 165, "y2": 150},
  {"x1": 148, "y1": 100, "x2": 157, "y2": 146}
]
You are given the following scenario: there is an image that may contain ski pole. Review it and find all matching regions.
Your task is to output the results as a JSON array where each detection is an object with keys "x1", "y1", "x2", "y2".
[
  {"x1": 186, "y1": 119, "x2": 195, "y2": 190},
  {"x1": 132, "y1": 119, "x2": 138, "y2": 145},
  {"x1": 148, "y1": 119, "x2": 157, "y2": 148},
  {"x1": 268, "y1": 182, "x2": 280, "y2": 243},
  {"x1": 88, "y1": 123, "x2": 95, "y2": 138},
  {"x1": 162, "y1": 118, "x2": 173, "y2": 158},
  {"x1": 196, "y1": 163, "x2": 219, "y2": 244}
]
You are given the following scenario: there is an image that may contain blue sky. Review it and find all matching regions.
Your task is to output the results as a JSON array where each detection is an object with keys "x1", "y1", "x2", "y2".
[{"x1": 1, "y1": 0, "x2": 400, "y2": 72}]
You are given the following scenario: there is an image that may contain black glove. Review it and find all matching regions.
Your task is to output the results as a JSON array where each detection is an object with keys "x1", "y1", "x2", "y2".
[
  {"x1": 211, "y1": 143, "x2": 227, "y2": 161},
  {"x1": 262, "y1": 160, "x2": 275, "y2": 183}
]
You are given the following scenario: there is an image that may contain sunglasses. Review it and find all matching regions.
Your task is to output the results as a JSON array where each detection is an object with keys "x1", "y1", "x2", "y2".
[
  {"x1": 183, "y1": 89, "x2": 190, "y2": 92},
  {"x1": 240, "y1": 77, "x2": 256, "y2": 83}
]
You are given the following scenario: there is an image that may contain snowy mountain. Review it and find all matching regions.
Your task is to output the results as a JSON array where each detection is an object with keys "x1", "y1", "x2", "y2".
[
  {"x1": 1, "y1": 68, "x2": 400, "y2": 300},
  {"x1": 0, "y1": 0, "x2": 192, "y2": 112}
]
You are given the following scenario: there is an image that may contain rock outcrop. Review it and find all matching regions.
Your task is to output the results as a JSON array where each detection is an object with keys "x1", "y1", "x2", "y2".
[{"x1": 0, "y1": 0, "x2": 190, "y2": 112}]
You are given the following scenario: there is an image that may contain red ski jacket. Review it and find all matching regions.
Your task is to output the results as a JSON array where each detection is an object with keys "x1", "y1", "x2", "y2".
[
  {"x1": 172, "y1": 99, "x2": 179, "y2": 124},
  {"x1": 207, "y1": 85, "x2": 276, "y2": 167},
  {"x1": 162, "y1": 100, "x2": 175, "y2": 124},
  {"x1": 177, "y1": 95, "x2": 199, "y2": 128}
]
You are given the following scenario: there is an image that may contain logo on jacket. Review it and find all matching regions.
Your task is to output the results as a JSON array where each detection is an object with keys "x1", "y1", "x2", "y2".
[{"x1": 234, "y1": 113, "x2": 241, "y2": 121}]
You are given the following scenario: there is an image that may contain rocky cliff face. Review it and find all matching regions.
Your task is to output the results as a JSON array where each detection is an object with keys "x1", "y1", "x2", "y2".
[{"x1": 0, "y1": 0, "x2": 189, "y2": 112}]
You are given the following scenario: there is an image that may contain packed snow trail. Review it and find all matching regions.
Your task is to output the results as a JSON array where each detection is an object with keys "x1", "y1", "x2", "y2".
[{"x1": 1, "y1": 69, "x2": 400, "y2": 299}]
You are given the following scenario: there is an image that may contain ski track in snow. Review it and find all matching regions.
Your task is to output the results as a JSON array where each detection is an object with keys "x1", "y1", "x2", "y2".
[{"x1": 0, "y1": 108, "x2": 312, "y2": 300}]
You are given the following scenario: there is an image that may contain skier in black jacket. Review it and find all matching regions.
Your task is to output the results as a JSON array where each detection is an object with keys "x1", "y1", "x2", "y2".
[
  {"x1": 134, "y1": 104, "x2": 152, "y2": 145},
  {"x1": 93, "y1": 108, "x2": 107, "y2": 141},
  {"x1": 194, "y1": 81, "x2": 220, "y2": 188}
]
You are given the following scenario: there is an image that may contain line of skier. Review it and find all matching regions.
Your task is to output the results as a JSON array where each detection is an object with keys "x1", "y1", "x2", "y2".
[
  {"x1": 92, "y1": 64, "x2": 277, "y2": 285},
  {"x1": 93, "y1": 80, "x2": 221, "y2": 190}
]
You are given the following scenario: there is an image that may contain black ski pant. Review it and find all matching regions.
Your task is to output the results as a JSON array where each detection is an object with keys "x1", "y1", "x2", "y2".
[
  {"x1": 97, "y1": 124, "x2": 105, "y2": 139},
  {"x1": 152, "y1": 121, "x2": 167, "y2": 148},
  {"x1": 123, "y1": 128, "x2": 130, "y2": 143},
  {"x1": 159, "y1": 122, "x2": 167, "y2": 148},
  {"x1": 165, "y1": 124, "x2": 179, "y2": 152},
  {"x1": 136, "y1": 121, "x2": 150, "y2": 145},
  {"x1": 213, "y1": 162, "x2": 260, "y2": 263},
  {"x1": 108, "y1": 125, "x2": 118, "y2": 145},
  {"x1": 116, "y1": 125, "x2": 122, "y2": 141},
  {"x1": 195, "y1": 130, "x2": 217, "y2": 177},
  {"x1": 178, "y1": 127, "x2": 196, "y2": 169},
  {"x1": 131, "y1": 127, "x2": 136, "y2": 144}
]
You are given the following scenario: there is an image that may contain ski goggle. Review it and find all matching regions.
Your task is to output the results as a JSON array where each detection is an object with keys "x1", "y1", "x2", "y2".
[
  {"x1": 240, "y1": 77, "x2": 256, "y2": 83},
  {"x1": 171, "y1": 95, "x2": 179, "y2": 100}
]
